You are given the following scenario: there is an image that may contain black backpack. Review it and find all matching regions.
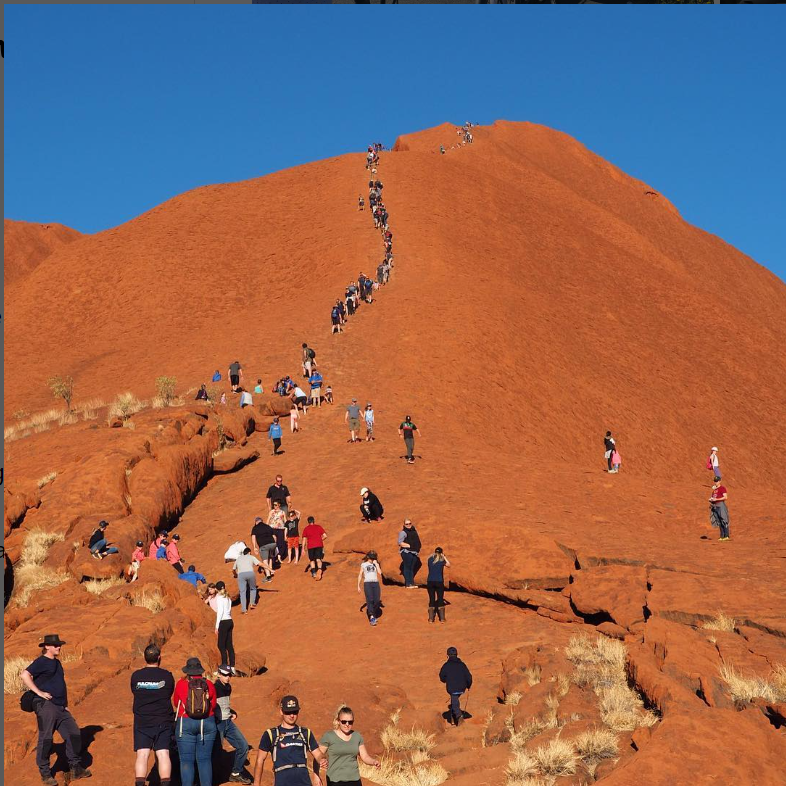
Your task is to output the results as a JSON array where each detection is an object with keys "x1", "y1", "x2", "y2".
[
  {"x1": 307, "y1": 348, "x2": 316, "y2": 360},
  {"x1": 184, "y1": 678, "x2": 211, "y2": 719}
]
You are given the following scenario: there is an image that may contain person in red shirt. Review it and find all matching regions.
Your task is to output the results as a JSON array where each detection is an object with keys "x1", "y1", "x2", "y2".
[
  {"x1": 127, "y1": 540, "x2": 146, "y2": 583},
  {"x1": 148, "y1": 531, "x2": 168, "y2": 560},
  {"x1": 166, "y1": 534, "x2": 185, "y2": 574},
  {"x1": 172, "y1": 658, "x2": 218, "y2": 786},
  {"x1": 301, "y1": 517, "x2": 327, "y2": 581},
  {"x1": 709, "y1": 477, "x2": 730, "y2": 541}
]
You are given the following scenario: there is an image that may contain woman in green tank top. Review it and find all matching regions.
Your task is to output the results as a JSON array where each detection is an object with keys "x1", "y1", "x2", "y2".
[{"x1": 318, "y1": 706, "x2": 380, "y2": 786}]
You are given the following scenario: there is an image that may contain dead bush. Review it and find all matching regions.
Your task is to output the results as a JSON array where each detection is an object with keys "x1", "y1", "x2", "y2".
[{"x1": 720, "y1": 663, "x2": 786, "y2": 704}]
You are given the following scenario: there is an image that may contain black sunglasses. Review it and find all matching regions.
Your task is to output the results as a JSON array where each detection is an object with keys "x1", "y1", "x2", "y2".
[{"x1": 339, "y1": 719, "x2": 354, "y2": 725}]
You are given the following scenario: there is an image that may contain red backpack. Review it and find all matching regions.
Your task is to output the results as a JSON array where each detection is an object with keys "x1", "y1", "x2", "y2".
[{"x1": 706, "y1": 457, "x2": 713, "y2": 471}]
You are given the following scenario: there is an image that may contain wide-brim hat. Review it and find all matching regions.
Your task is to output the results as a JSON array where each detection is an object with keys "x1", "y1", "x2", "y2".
[
  {"x1": 183, "y1": 657, "x2": 205, "y2": 675},
  {"x1": 39, "y1": 634, "x2": 66, "y2": 648}
]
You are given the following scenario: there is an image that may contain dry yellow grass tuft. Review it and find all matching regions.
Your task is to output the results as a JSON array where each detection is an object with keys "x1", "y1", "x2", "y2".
[
  {"x1": 573, "y1": 727, "x2": 618, "y2": 776},
  {"x1": 4, "y1": 407, "x2": 63, "y2": 442},
  {"x1": 84, "y1": 576, "x2": 126, "y2": 595},
  {"x1": 507, "y1": 712, "x2": 557, "y2": 753},
  {"x1": 130, "y1": 586, "x2": 165, "y2": 614},
  {"x1": 107, "y1": 392, "x2": 145, "y2": 423},
  {"x1": 380, "y1": 712, "x2": 435, "y2": 754},
  {"x1": 702, "y1": 613, "x2": 736, "y2": 632},
  {"x1": 4, "y1": 656, "x2": 31, "y2": 694},
  {"x1": 565, "y1": 634, "x2": 658, "y2": 732},
  {"x1": 719, "y1": 663, "x2": 786, "y2": 704},
  {"x1": 532, "y1": 738, "x2": 577, "y2": 777},
  {"x1": 37, "y1": 471, "x2": 58, "y2": 489},
  {"x1": 504, "y1": 691, "x2": 523, "y2": 706},
  {"x1": 75, "y1": 397, "x2": 105, "y2": 421},
  {"x1": 13, "y1": 529, "x2": 70, "y2": 607},
  {"x1": 505, "y1": 750, "x2": 540, "y2": 785},
  {"x1": 359, "y1": 757, "x2": 448, "y2": 786}
]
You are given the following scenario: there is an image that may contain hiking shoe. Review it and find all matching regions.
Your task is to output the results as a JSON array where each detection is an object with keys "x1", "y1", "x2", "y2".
[
  {"x1": 70, "y1": 764, "x2": 93, "y2": 779},
  {"x1": 91, "y1": 552, "x2": 102, "y2": 560},
  {"x1": 369, "y1": 616, "x2": 377, "y2": 626},
  {"x1": 229, "y1": 773, "x2": 254, "y2": 785},
  {"x1": 40, "y1": 775, "x2": 58, "y2": 786}
]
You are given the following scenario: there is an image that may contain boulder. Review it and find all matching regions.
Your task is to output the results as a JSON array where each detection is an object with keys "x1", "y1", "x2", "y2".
[
  {"x1": 213, "y1": 446, "x2": 260, "y2": 474},
  {"x1": 569, "y1": 564, "x2": 648, "y2": 630}
]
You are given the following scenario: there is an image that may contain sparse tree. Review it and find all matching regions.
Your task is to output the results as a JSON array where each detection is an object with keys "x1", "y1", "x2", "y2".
[
  {"x1": 155, "y1": 376, "x2": 177, "y2": 407},
  {"x1": 48, "y1": 375, "x2": 75, "y2": 411}
]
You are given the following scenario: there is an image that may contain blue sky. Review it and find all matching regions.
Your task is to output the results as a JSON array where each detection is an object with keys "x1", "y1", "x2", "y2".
[{"x1": 5, "y1": 6, "x2": 785, "y2": 281}]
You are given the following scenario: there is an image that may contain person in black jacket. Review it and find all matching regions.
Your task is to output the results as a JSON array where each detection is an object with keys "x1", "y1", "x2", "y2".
[
  {"x1": 359, "y1": 487, "x2": 384, "y2": 522},
  {"x1": 439, "y1": 647, "x2": 472, "y2": 726},
  {"x1": 604, "y1": 431, "x2": 616, "y2": 473}
]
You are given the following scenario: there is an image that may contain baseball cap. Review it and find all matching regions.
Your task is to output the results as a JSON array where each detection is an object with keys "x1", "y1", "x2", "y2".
[
  {"x1": 360, "y1": 487, "x2": 369, "y2": 496},
  {"x1": 136, "y1": 540, "x2": 144, "y2": 547},
  {"x1": 217, "y1": 665, "x2": 232, "y2": 676},
  {"x1": 281, "y1": 695, "x2": 300, "y2": 713},
  {"x1": 447, "y1": 647, "x2": 458, "y2": 657}
]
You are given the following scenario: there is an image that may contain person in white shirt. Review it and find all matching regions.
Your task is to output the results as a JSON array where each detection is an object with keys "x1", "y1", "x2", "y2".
[
  {"x1": 357, "y1": 551, "x2": 383, "y2": 627},
  {"x1": 224, "y1": 541, "x2": 248, "y2": 563},
  {"x1": 214, "y1": 581, "x2": 235, "y2": 673},
  {"x1": 239, "y1": 389, "x2": 253, "y2": 409},
  {"x1": 364, "y1": 403, "x2": 375, "y2": 442}
]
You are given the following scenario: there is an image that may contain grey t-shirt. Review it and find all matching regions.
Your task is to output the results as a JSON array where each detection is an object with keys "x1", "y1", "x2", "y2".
[
  {"x1": 319, "y1": 729, "x2": 363, "y2": 781},
  {"x1": 347, "y1": 404, "x2": 361, "y2": 419},
  {"x1": 233, "y1": 553, "x2": 261, "y2": 574}
]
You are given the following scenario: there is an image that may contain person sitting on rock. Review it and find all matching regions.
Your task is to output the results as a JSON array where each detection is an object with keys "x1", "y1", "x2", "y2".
[
  {"x1": 212, "y1": 370, "x2": 222, "y2": 382},
  {"x1": 89, "y1": 520, "x2": 119, "y2": 560},
  {"x1": 166, "y1": 534, "x2": 185, "y2": 574},
  {"x1": 178, "y1": 564, "x2": 207, "y2": 589},
  {"x1": 195, "y1": 384, "x2": 209, "y2": 401},
  {"x1": 155, "y1": 538, "x2": 169, "y2": 560},
  {"x1": 148, "y1": 531, "x2": 168, "y2": 560},
  {"x1": 359, "y1": 488, "x2": 384, "y2": 522}
]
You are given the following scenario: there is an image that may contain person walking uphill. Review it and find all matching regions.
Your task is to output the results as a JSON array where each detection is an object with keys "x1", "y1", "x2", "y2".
[
  {"x1": 229, "y1": 360, "x2": 244, "y2": 393},
  {"x1": 269, "y1": 417, "x2": 284, "y2": 456},
  {"x1": 173, "y1": 658, "x2": 218, "y2": 786},
  {"x1": 345, "y1": 398, "x2": 362, "y2": 443},
  {"x1": 398, "y1": 416, "x2": 421, "y2": 464},
  {"x1": 709, "y1": 477, "x2": 731, "y2": 541},
  {"x1": 21, "y1": 634, "x2": 93, "y2": 784},
  {"x1": 253, "y1": 695, "x2": 325, "y2": 786},
  {"x1": 214, "y1": 666, "x2": 253, "y2": 784},
  {"x1": 131, "y1": 643, "x2": 175, "y2": 786},
  {"x1": 398, "y1": 519, "x2": 422, "y2": 588},
  {"x1": 358, "y1": 551, "x2": 383, "y2": 627},
  {"x1": 439, "y1": 647, "x2": 473, "y2": 727},
  {"x1": 604, "y1": 431, "x2": 616, "y2": 473},
  {"x1": 214, "y1": 581, "x2": 236, "y2": 672},
  {"x1": 427, "y1": 547, "x2": 451, "y2": 624},
  {"x1": 267, "y1": 475, "x2": 292, "y2": 515}
]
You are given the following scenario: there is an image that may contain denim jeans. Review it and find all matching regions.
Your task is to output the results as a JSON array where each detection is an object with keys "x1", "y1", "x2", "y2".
[
  {"x1": 90, "y1": 538, "x2": 118, "y2": 555},
  {"x1": 449, "y1": 691, "x2": 464, "y2": 720},
  {"x1": 401, "y1": 551, "x2": 418, "y2": 586},
  {"x1": 364, "y1": 582, "x2": 381, "y2": 618},
  {"x1": 237, "y1": 572, "x2": 258, "y2": 612},
  {"x1": 216, "y1": 719, "x2": 249, "y2": 774},
  {"x1": 176, "y1": 716, "x2": 217, "y2": 786}
]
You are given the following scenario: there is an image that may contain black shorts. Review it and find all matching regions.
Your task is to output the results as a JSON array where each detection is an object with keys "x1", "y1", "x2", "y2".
[
  {"x1": 230, "y1": 374, "x2": 240, "y2": 386},
  {"x1": 308, "y1": 547, "x2": 324, "y2": 562},
  {"x1": 134, "y1": 721, "x2": 174, "y2": 751}
]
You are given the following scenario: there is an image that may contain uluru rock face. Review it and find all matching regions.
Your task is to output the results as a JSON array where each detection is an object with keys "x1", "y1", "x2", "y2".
[
  {"x1": 4, "y1": 122, "x2": 785, "y2": 785},
  {"x1": 3, "y1": 219, "x2": 83, "y2": 286}
]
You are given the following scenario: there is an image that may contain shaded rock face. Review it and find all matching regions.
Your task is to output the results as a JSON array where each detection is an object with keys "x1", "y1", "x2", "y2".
[{"x1": 4, "y1": 121, "x2": 786, "y2": 784}]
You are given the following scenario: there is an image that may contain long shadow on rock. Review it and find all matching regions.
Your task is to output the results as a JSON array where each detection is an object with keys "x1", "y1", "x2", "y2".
[{"x1": 52, "y1": 724, "x2": 102, "y2": 776}]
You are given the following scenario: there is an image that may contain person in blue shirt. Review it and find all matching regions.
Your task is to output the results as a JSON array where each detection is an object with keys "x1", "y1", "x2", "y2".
[
  {"x1": 212, "y1": 370, "x2": 222, "y2": 382},
  {"x1": 155, "y1": 539, "x2": 168, "y2": 560},
  {"x1": 268, "y1": 417, "x2": 283, "y2": 456},
  {"x1": 178, "y1": 565, "x2": 206, "y2": 589},
  {"x1": 308, "y1": 371, "x2": 323, "y2": 408}
]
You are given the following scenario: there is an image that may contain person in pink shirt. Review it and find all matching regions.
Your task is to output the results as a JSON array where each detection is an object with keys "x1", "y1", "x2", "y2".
[
  {"x1": 127, "y1": 540, "x2": 146, "y2": 583},
  {"x1": 132, "y1": 541, "x2": 146, "y2": 564},
  {"x1": 148, "y1": 531, "x2": 168, "y2": 560},
  {"x1": 166, "y1": 534, "x2": 185, "y2": 574}
]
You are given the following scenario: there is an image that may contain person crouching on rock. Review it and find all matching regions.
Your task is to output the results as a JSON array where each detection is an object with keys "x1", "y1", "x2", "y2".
[
  {"x1": 89, "y1": 519, "x2": 119, "y2": 560},
  {"x1": 359, "y1": 487, "x2": 384, "y2": 522}
]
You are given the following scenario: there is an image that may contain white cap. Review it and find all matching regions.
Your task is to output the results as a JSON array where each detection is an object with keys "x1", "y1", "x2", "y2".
[
  {"x1": 360, "y1": 487, "x2": 369, "y2": 496},
  {"x1": 711, "y1": 446, "x2": 718, "y2": 452}
]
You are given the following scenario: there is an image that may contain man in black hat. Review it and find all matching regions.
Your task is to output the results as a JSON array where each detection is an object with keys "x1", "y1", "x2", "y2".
[
  {"x1": 21, "y1": 634, "x2": 92, "y2": 784},
  {"x1": 253, "y1": 695, "x2": 325, "y2": 786},
  {"x1": 88, "y1": 520, "x2": 119, "y2": 560},
  {"x1": 130, "y1": 643, "x2": 175, "y2": 786},
  {"x1": 439, "y1": 647, "x2": 473, "y2": 727}
]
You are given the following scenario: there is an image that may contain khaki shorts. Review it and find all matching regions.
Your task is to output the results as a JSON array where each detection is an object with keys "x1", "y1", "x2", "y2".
[{"x1": 349, "y1": 417, "x2": 360, "y2": 431}]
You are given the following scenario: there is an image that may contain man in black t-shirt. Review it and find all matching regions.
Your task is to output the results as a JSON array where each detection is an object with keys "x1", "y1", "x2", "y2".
[
  {"x1": 266, "y1": 475, "x2": 292, "y2": 515},
  {"x1": 130, "y1": 643, "x2": 175, "y2": 786},
  {"x1": 251, "y1": 518, "x2": 276, "y2": 581},
  {"x1": 21, "y1": 634, "x2": 92, "y2": 784}
]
